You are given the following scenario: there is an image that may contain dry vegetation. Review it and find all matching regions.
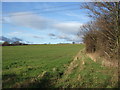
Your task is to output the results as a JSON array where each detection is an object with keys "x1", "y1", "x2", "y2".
[
  {"x1": 78, "y1": 2, "x2": 120, "y2": 66},
  {"x1": 77, "y1": 3, "x2": 119, "y2": 88}
]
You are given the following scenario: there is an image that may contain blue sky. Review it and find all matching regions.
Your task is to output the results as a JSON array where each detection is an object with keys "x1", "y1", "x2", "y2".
[{"x1": 2, "y1": 2, "x2": 91, "y2": 44}]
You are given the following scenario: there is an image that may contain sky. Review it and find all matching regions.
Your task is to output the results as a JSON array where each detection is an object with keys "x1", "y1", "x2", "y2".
[{"x1": 2, "y1": 2, "x2": 91, "y2": 44}]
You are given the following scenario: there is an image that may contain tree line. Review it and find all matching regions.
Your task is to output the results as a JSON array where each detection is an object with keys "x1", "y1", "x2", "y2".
[
  {"x1": 78, "y1": 2, "x2": 120, "y2": 61},
  {"x1": 2, "y1": 41, "x2": 28, "y2": 46}
]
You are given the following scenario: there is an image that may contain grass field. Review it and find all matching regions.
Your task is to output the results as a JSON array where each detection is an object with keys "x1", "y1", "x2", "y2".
[
  {"x1": 2, "y1": 44, "x2": 118, "y2": 88},
  {"x1": 55, "y1": 50, "x2": 118, "y2": 88},
  {"x1": 2, "y1": 44, "x2": 84, "y2": 88}
]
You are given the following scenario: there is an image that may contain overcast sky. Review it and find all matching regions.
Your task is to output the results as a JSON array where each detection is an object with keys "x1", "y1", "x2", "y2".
[{"x1": 2, "y1": 2, "x2": 91, "y2": 44}]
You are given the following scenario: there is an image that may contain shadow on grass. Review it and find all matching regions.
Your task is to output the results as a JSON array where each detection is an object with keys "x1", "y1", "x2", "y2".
[
  {"x1": 2, "y1": 73, "x2": 17, "y2": 88},
  {"x1": 12, "y1": 71, "x2": 63, "y2": 88}
]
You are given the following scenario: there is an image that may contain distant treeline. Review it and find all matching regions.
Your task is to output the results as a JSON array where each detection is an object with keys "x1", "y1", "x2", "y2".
[
  {"x1": 2, "y1": 41, "x2": 28, "y2": 46},
  {"x1": 1, "y1": 41, "x2": 78, "y2": 46},
  {"x1": 78, "y1": 2, "x2": 120, "y2": 61}
]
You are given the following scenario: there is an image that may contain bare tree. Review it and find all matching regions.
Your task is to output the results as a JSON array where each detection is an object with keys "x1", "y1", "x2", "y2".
[{"x1": 79, "y1": 2, "x2": 120, "y2": 60}]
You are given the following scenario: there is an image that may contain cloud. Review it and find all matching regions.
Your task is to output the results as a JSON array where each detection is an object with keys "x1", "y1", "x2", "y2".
[
  {"x1": 57, "y1": 34, "x2": 82, "y2": 42},
  {"x1": 4, "y1": 12, "x2": 83, "y2": 35},
  {"x1": 53, "y1": 22, "x2": 82, "y2": 35},
  {"x1": 7, "y1": 32, "x2": 23, "y2": 36},
  {"x1": 64, "y1": 11, "x2": 91, "y2": 23},
  {"x1": 4, "y1": 12, "x2": 52, "y2": 30},
  {"x1": 0, "y1": 36, "x2": 12, "y2": 42},
  {"x1": 11, "y1": 37, "x2": 23, "y2": 42},
  {"x1": 0, "y1": 36, "x2": 23, "y2": 43},
  {"x1": 65, "y1": 12, "x2": 82, "y2": 19},
  {"x1": 4, "y1": 12, "x2": 84, "y2": 43},
  {"x1": 33, "y1": 35, "x2": 44, "y2": 39},
  {"x1": 48, "y1": 33, "x2": 56, "y2": 37},
  {"x1": 0, "y1": 36, "x2": 33, "y2": 44},
  {"x1": 7, "y1": 31, "x2": 44, "y2": 39},
  {"x1": 49, "y1": 33, "x2": 83, "y2": 42}
]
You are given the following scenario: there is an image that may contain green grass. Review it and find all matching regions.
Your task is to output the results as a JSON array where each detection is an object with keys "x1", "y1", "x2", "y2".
[
  {"x1": 2, "y1": 44, "x2": 118, "y2": 88},
  {"x1": 55, "y1": 51, "x2": 118, "y2": 88},
  {"x1": 2, "y1": 44, "x2": 84, "y2": 88}
]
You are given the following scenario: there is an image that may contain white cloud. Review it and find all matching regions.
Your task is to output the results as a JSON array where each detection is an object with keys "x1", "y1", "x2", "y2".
[
  {"x1": 4, "y1": 11, "x2": 84, "y2": 43},
  {"x1": 4, "y1": 12, "x2": 52, "y2": 30},
  {"x1": 4, "y1": 12, "x2": 83, "y2": 34},
  {"x1": 4, "y1": 12, "x2": 83, "y2": 35},
  {"x1": 7, "y1": 31, "x2": 23, "y2": 36},
  {"x1": 7, "y1": 31, "x2": 44, "y2": 39},
  {"x1": 53, "y1": 22, "x2": 83, "y2": 35}
]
